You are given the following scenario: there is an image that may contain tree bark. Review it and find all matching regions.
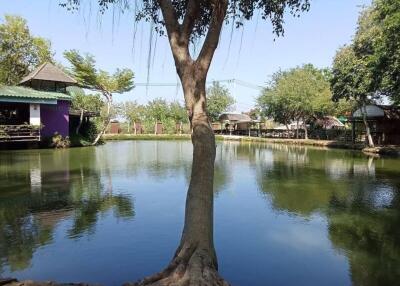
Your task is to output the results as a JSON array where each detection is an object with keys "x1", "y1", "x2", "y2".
[
  {"x1": 127, "y1": 1, "x2": 229, "y2": 285},
  {"x1": 130, "y1": 70, "x2": 227, "y2": 286},
  {"x1": 362, "y1": 102, "x2": 374, "y2": 147}
]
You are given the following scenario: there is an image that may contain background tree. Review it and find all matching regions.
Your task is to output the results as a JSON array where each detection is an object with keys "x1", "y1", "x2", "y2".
[
  {"x1": 145, "y1": 98, "x2": 169, "y2": 134},
  {"x1": 62, "y1": 1, "x2": 311, "y2": 285},
  {"x1": 0, "y1": 15, "x2": 53, "y2": 85},
  {"x1": 169, "y1": 100, "x2": 188, "y2": 134},
  {"x1": 68, "y1": 86, "x2": 104, "y2": 135},
  {"x1": 372, "y1": 0, "x2": 400, "y2": 102},
  {"x1": 331, "y1": 46, "x2": 377, "y2": 147},
  {"x1": 119, "y1": 101, "x2": 146, "y2": 134},
  {"x1": 258, "y1": 64, "x2": 333, "y2": 139},
  {"x1": 206, "y1": 81, "x2": 235, "y2": 122},
  {"x1": 64, "y1": 50, "x2": 134, "y2": 145}
]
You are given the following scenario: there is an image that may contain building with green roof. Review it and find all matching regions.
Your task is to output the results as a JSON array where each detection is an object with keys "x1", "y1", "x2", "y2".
[{"x1": 0, "y1": 63, "x2": 76, "y2": 142}]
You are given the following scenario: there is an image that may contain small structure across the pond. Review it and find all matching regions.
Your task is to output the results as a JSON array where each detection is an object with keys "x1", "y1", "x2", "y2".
[
  {"x1": 350, "y1": 104, "x2": 400, "y2": 145},
  {"x1": 218, "y1": 112, "x2": 260, "y2": 136}
]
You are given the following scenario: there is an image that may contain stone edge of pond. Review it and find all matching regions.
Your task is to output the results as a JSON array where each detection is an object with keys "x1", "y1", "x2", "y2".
[{"x1": 0, "y1": 278, "x2": 101, "y2": 286}]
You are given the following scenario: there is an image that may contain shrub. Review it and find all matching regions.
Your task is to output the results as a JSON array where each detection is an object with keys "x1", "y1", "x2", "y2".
[{"x1": 50, "y1": 133, "x2": 70, "y2": 148}]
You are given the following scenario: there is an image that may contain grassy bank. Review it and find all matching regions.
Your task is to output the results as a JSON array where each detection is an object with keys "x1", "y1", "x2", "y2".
[{"x1": 103, "y1": 134, "x2": 192, "y2": 141}]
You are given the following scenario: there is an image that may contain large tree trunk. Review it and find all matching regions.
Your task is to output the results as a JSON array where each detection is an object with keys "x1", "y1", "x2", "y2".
[
  {"x1": 130, "y1": 74, "x2": 227, "y2": 286},
  {"x1": 361, "y1": 103, "x2": 374, "y2": 147},
  {"x1": 128, "y1": 1, "x2": 229, "y2": 285}
]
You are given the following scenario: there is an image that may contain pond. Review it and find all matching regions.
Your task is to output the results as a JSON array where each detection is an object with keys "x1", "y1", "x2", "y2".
[{"x1": 0, "y1": 141, "x2": 399, "y2": 286}]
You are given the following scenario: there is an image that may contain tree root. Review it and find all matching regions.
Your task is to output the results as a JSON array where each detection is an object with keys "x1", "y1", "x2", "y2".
[{"x1": 125, "y1": 244, "x2": 229, "y2": 286}]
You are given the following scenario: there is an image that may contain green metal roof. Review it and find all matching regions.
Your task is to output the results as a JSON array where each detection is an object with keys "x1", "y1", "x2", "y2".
[{"x1": 0, "y1": 86, "x2": 71, "y2": 104}]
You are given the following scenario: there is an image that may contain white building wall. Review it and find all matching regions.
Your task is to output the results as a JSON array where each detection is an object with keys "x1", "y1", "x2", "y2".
[{"x1": 29, "y1": 104, "x2": 41, "y2": 126}]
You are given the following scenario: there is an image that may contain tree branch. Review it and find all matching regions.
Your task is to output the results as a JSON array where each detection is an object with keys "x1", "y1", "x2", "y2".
[
  {"x1": 180, "y1": 0, "x2": 200, "y2": 45},
  {"x1": 197, "y1": 0, "x2": 228, "y2": 72},
  {"x1": 158, "y1": 0, "x2": 190, "y2": 65}
]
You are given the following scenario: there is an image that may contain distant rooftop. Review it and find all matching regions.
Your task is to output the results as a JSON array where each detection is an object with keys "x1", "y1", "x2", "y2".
[
  {"x1": 219, "y1": 112, "x2": 252, "y2": 122},
  {"x1": 20, "y1": 62, "x2": 77, "y2": 85}
]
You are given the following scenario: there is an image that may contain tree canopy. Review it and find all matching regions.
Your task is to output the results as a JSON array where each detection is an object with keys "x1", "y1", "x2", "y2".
[
  {"x1": 62, "y1": 0, "x2": 310, "y2": 40},
  {"x1": 206, "y1": 81, "x2": 235, "y2": 122},
  {"x1": 0, "y1": 15, "x2": 53, "y2": 85},
  {"x1": 258, "y1": 64, "x2": 333, "y2": 128},
  {"x1": 64, "y1": 50, "x2": 134, "y2": 95},
  {"x1": 331, "y1": 0, "x2": 400, "y2": 104}
]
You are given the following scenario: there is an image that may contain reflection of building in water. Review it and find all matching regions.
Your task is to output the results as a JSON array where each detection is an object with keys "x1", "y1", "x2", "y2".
[
  {"x1": 29, "y1": 153, "x2": 42, "y2": 192},
  {"x1": 326, "y1": 157, "x2": 376, "y2": 180},
  {"x1": 30, "y1": 168, "x2": 42, "y2": 193},
  {"x1": 325, "y1": 159, "x2": 352, "y2": 180},
  {"x1": 353, "y1": 157, "x2": 376, "y2": 177}
]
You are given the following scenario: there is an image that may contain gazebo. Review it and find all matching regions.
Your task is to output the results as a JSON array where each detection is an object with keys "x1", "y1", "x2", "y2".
[
  {"x1": 218, "y1": 112, "x2": 259, "y2": 136},
  {"x1": 350, "y1": 104, "x2": 400, "y2": 145}
]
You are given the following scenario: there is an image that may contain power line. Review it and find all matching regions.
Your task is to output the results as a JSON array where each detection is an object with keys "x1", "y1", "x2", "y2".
[{"x1": 134, "y1": 79, "x2": 263, "y2": 90}]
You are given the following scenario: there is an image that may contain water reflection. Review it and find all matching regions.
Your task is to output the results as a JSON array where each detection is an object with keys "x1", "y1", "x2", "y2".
[
  {"x1": 251, "y1": 143, "x2": 400, "y2": 286},
  {"x1": 0, "y1": 141, "x2": 399, "y2": 286},
  {"x1": 0, "y1": 148, "x2": 135, "y2": 272}
]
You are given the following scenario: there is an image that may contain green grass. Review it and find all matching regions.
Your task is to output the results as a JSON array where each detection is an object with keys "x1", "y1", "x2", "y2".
[{"x1": 103, "y1": 134, "x2": 193, "y2": 141}]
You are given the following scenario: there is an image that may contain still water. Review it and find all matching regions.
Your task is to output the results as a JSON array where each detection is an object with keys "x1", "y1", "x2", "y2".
[{"x1": 0, "y1": 141, "x2": 399, "y2": 286}]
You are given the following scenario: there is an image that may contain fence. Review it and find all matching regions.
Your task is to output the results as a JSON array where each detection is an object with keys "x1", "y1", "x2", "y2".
[{"x1": 0, "y1": 125, "x2": 41, "y2": 142}]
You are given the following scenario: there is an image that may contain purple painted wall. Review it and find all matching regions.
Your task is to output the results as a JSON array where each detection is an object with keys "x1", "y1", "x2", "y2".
[{"x1": 40, "y1": 100, "x2": 70, "y2": 138}]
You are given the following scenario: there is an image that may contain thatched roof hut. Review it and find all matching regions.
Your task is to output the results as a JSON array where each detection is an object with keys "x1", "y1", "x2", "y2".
[
  {"x1": 315, "y1": 116, "x2": 345, "y2": 129},
  {"x1": 219, "y1": 112, "x2": 252, "y2": 123}
]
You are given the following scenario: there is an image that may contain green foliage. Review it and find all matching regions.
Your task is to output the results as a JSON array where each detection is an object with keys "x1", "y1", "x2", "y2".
[
  {"x1": 372, "y1": 0, "x2": 400, "y2": 101},
  {"x1": 117, "y1": 101, "x2": 146, "y2": 124},
  {"x1": 68, "y1": 86, "x2": 104, "y2": 112},
  {"x1": 258, "y1": 64, "x2": 333, "y2": 125},
  {"x1": 206, "y1": 82, "x2": 235, "y2": 122},
  {"x1": 64, "y1": 49, "x2": 134, "y2": 94},
  {"x1": 116, "y1": 99, "x2": 188, "y2": 134},
  {"x1": 0, "y1": 15, "x2": 53, "y2": 85},
  {"x1": 332, "y1": 0, "x2": 400, "y2": 104},
  {"x1": 145, "y1": 98, "x2": 169, "y2": 122},
  {"x1": 62, "y1": 0, "x2": 310, "y2": 39},
  {"x1": 169, "y1": 101, "x2": 188, "y2": 123},
  {"x1": 80, "y1": 120, "x2": 100, "y2": 143}
]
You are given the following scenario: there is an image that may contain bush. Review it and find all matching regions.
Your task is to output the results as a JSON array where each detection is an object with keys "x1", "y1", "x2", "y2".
[{"x1": 50, "y1": 133, "x2": 70, "y2": 148}]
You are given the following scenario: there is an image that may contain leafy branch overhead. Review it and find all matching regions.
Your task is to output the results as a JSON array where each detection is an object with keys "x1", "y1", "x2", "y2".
[
  {"x1": 61, "y1": 0, "x2": 310, "y2": 40},
  {"x1": 64, "y1": 49, "x2": 134, "y2": 94}
]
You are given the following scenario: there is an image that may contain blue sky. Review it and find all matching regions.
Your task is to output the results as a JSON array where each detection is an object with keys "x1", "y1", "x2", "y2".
[{"x1": 0, "y1": 0, "x2": 371, "y2": 111}]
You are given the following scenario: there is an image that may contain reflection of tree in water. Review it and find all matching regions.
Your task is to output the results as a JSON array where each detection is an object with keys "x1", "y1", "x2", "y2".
[
  {"x1": 0, "y1": 147, "x2": 135, "y2": 273},
  {"x1": 328, "y1": 180, "x2": 400, "y2": 286},
  {"x1": 255, "y1": 146, "x2": 400, "y2": 285}
]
